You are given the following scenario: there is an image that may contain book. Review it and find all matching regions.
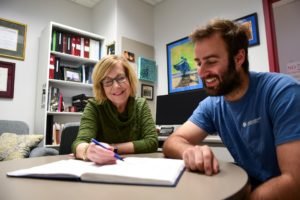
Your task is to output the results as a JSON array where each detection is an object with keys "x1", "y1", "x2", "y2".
[{"x1": 7, "y1": 157, "x2": 185, "y2": 187}]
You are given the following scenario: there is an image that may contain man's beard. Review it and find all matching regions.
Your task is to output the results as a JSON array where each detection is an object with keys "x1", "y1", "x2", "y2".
[{"x1": 203, "y1": 57, "x2": 242, "y2": 96}]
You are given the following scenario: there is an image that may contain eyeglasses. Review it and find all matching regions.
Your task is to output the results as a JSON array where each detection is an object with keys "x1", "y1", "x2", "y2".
[{"x1": 101, "y1": 75, "x2": 127, "y2": 87}]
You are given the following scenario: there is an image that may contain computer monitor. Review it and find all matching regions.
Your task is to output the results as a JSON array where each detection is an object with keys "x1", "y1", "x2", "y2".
[{"x1": 155, "y1": 89, "x2": 207, "y2": 125}]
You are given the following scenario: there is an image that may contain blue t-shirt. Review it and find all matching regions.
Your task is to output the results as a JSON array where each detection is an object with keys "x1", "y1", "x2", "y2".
[{"x1": 189, "y1": 72, "x2": 300, "y2": 185}]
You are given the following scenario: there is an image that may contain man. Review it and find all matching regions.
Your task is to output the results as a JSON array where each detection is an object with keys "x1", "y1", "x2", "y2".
[{"x1": 163, "y1": 19, "x2": 300, "y2": 199}]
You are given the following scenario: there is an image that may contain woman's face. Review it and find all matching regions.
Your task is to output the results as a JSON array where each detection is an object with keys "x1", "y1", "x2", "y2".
[{"x1": 102, "y1": 62, "x2": 131, "y2": 112}]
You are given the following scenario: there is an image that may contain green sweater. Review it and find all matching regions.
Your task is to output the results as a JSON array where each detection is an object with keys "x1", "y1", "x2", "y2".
[{"x1": 72, "y1": 97, "x2": 158, "y2": 154}]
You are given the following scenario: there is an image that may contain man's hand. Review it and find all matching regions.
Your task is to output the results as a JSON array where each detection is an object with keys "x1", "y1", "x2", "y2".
[{"x1": 182, "y1": 145, "x2": 219, "y2": 175}]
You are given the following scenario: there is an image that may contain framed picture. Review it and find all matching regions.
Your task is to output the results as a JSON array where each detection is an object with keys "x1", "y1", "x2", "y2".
[
  {"x1": 138, "y1": 57, "x2": 156, "y2": 83},
  {"x1": 106, "y1": 42, "x2": 115, "y2": 55},
  {"x1": 0, "y1": 18, "x2": 27, "y2": 60},
  {"x1": 0, "y1": 60, "x2": 15, "y2": 98},
  {"x1": 141, "y1": 84, "x2": 153, "y2": 100},
  {"x1": 166, "y1": 37, "x2": 203, "y2": 94},
  {"x1": 64, "y1": 68, "x2": 82, "y2": 82},
  {"x1": 124, "y1": 51, "x2": 135, "y2": 62},
  {"x1": 235, "y1": 13, "x2": 260, "y2": 47}
]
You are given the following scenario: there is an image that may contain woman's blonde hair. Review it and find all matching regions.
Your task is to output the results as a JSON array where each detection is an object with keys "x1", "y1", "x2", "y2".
[{"x1": 92, "y1": 55, "x2": 138, "y2": 104}]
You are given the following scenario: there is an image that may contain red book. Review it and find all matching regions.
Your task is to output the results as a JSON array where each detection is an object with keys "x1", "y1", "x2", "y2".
[
  {"x1": 49, "y1": 55, "x2": 55, "y2": 79},
  {"x1": 84, "y1": 38, "x2": 90, "y2": 58}
]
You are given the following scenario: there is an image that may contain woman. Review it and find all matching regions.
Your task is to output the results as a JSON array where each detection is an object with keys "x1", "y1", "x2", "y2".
[{"x1": 72, "y1": 55, "x2": 158, "y2": 165}]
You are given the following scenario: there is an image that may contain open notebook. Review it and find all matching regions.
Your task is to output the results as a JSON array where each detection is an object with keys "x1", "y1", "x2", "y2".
[{"x1": 7, "y1": 157, "x2": 185, "y2": 187}]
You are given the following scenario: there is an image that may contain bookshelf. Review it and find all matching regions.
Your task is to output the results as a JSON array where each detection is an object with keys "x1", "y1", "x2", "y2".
[{"x1": 34, "y1": 22, "x2": 105, "y2": 148}]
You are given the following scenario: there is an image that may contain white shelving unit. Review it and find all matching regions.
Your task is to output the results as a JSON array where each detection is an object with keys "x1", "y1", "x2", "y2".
[{"x1": 34, "y1": 22, "x2": 105, "y2": 148}]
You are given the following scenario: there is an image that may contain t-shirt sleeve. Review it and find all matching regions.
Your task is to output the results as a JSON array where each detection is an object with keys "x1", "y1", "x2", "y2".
[
  {"x1": 188, "y1": 97, "x2": 217, "y2": 134},
  {"x1": 269, "y1": 77, "x2": 300, "y2": 145}
]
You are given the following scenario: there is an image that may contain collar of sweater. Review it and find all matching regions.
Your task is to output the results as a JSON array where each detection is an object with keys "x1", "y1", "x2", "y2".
[{"x1": 103, "y1": 97, "x2": 136, "y2": 126}]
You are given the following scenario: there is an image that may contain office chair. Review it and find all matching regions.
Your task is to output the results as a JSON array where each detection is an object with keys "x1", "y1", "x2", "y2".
[{"x1": 59, "y1": 122, "x2": 80, "y2": 155}]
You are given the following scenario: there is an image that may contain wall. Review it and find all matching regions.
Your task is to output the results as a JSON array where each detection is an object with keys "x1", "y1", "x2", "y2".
[
  {"x1": 0, "y1": 0, "x2": 93, "y2": 133},
  {"x1": 273, "y1": 0, "x2": 300, "y2": 76},
  {"x1": 0, "y1": 0, "x2": 272, "y2": 139},
  {"x1": 92, "y1": 0, "x2": 117, "y2": 47},
  {"x1": 92, "y1": 0, "x2": 156, "y2": 115},
  {"x1": 154, "y1": 0, "x2": 269, "y2": 95}
]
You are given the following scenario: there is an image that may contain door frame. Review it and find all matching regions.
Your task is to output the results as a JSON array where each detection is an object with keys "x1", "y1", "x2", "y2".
[{"x1": 262, "y1": 0, "x2": 280, "y2": 72}]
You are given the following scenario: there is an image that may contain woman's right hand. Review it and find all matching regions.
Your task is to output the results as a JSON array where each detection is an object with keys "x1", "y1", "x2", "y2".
[{"x1": 86, "y1": 142, "x2": 117, "y2": 165}]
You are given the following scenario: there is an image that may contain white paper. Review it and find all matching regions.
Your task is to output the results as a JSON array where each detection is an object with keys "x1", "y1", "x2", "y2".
[
  {"x1": 7, "y1": 157, "x2": 185, "y2": 186},
  {"x1": 0, "y1": 67, "x2": 8, "y2": 92},
  {"x1": 286, "y1": 61, "x2": 300, "y2": 81},
  {"x1": 0, "y1": 26, "x2": 18, "y2": 51}
]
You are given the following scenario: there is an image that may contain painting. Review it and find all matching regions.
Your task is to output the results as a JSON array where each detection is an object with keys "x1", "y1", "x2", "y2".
[
  {"x1": 138, "y1": 57, "x2": 156, "y2": 83},
  {"x1": 0, "y1": 60, "x2": 15, "y2": 98},
  {"x1": 235, "y1": 13, "x2": 260, "y2": 47},
  {"x1": 166, "y1": 37, "x2": 203, "y2": 94}
]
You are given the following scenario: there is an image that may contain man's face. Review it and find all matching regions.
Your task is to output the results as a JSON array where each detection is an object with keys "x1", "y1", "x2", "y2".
[{"x1": 194, "y1": 34, "x2": 242, "y2": 96}]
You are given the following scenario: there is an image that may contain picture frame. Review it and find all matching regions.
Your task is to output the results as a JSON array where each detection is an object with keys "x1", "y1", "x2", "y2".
[
  {"x1": 106, "y1": 42, "x2": 115, "y2": 55},
  {"x1": 141, "y1": 84, "x2": 153, "y2": 101},
  {"x1": 138, "y1": 57, "x2": 156, "y2": 83},
  {"x1": 166, "y1": 37, "x2": 203, "y2": 94},
  {"x1": 124, "y1": 51, "x2": 135, "y2": 62},
  {"x1": 235, "y1": 13, "x2": 260, "y2": 47},
  {"x1": 64, "y1": 68, "x2": 82, "y2": 82},
  {"x1": 0, "y1": 18, "x2": 27, "y2": 60},
  {"x1": 0, "y1": 60, "x2": 15, "y2": 98}
]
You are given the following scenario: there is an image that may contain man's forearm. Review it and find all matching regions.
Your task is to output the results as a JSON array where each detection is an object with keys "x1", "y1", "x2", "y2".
[
  {"x1": 163, "y1": 135, "x2": 193, "y2": 158},
  {"x1": 250, "y1": 174, "x2": 300, "y2": 200}
]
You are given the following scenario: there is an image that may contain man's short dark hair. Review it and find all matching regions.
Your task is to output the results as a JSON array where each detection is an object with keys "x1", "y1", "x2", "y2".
[{"x1": 190, "y1": 19, "x2": 249, "y2": 73}]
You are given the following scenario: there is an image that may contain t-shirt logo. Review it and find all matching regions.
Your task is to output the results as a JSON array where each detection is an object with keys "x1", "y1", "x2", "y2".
[{"x1": 242, "y1": 117, "x2": 261, "y2": 128}]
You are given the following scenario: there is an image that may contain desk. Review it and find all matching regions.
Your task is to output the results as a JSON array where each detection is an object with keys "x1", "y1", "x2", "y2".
[{"x1": 0, "y1": 153, "x2": 248, "y2": 200}]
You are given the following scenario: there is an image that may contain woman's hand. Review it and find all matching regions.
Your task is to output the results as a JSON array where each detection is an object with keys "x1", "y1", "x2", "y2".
[{"x1": 86, "y1": 142, "x2": 117, "y2": 165}]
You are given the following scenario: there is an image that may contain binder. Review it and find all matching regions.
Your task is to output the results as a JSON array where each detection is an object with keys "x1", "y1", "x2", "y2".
[
  {"x1": 66, "y1": 33, "x2": 72, "y2": 54},
  {"x1": 71, "y1": 35, "x2": 77, "y2": 56},
  {"x1": 49, "y1": 54, "x2": 55, "y2": 79},
  {"x1": 56, "y1": 31, "x2": 63, "y2": 52},
  {"x1": 83, "y1": 37, "x2": 90, "y2": 58},
  {"x1": 54, "y1": 57, "x2": 62, "y2": 80},
  {"x1": 51, "y1": 30, "x2": 57, "y2": 52},
  {"x1": 62, "y1": 33, "x2": 67, "y2": 53},
  {"x1": 76, "y1": 36, "x2": 81, "y2": 56}
]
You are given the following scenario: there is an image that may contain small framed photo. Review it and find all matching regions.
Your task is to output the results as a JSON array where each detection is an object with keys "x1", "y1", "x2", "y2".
[
  {"x1": 64, "y1": 68, "x2": 81, "y2": 82},
  {"x1": 141, "y1": 84, "x2": 153, "y2": 101},
  {"x1": 0, "y1": 60, "x2": 15, "y2": 98},
  {"x1": 106, "y1": 42, "x2": 115, "y2": 55},
  {"x1": 124, "y1": 51, "x2": 135, "y2": 62},
  {"x1": 0, "y1": 18, "x2": 27, "y2": 60},
  {"x1": 235, "y1": 13, "x2": 260, "y2": 47}
]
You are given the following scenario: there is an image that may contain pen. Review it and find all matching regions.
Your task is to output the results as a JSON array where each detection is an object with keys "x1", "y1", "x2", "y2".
[{"x1": 91, "y1": 138, "x2": 124, "y2": 161}]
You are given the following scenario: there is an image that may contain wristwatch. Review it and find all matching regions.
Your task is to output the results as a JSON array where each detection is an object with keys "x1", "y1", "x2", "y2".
[{"x1": 113, "y1": 146, "x2": 118, "y2": 154}]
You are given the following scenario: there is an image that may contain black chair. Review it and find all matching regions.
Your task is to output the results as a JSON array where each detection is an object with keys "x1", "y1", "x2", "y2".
[{"x1": 59, "y1": 122, "x2": 80, "y2": 155}]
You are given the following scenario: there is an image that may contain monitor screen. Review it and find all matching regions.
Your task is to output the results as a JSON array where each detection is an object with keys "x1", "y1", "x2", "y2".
[{"x1": 155, "y1": 89, "x2": 207, "y2": 125}]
